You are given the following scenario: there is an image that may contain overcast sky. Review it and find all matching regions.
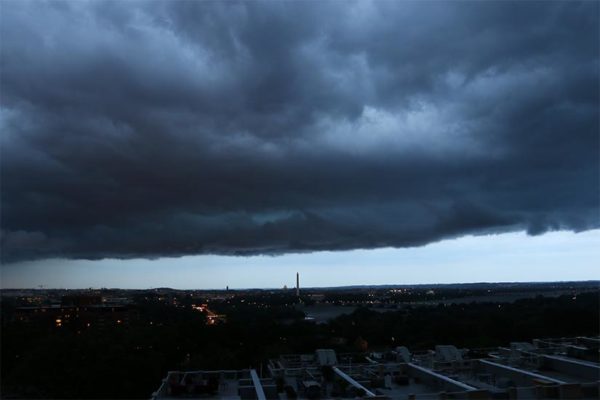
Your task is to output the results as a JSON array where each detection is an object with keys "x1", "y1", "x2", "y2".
[{"x1": 1, "y1": 1, "x2": 598, "y2": 287}]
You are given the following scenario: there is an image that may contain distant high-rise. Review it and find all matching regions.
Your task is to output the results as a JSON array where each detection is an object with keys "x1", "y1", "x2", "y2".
[{"x1": 296, "y1": 272, "x2": 300, "y2": 297}]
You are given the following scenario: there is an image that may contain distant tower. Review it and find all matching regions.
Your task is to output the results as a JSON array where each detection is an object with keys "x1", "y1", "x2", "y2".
[{"x1": 296, "y1": 272, "x2": 300, "y2": 297}]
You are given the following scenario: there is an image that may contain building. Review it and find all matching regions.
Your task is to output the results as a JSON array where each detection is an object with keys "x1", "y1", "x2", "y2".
[
  {"x1": 152, "y1": 369, "x2": 278, "y2": 399},
  {"x1": 152, "y1": 336, "x2": 599, "y2": 399}
]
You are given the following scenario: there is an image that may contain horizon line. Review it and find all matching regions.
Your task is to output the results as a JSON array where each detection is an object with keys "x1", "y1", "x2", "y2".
[{"x1": 2, "y1": 279, "x2": 599, "y2": 291}]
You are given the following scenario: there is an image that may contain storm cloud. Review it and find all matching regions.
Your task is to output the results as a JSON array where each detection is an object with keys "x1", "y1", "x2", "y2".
[{"x1": 1, "y1": 0, "x2": 598, "y2": 263}]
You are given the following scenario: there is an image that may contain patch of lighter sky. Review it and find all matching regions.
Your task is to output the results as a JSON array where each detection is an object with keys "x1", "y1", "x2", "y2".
[{"x1": 1, "y1": 229, "x2": 598, "y2": 289}]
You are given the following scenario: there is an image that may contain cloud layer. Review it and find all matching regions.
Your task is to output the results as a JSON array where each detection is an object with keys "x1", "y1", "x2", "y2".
[{"x1": 1, "y1": 0, "x2": 598, "y2": 262}]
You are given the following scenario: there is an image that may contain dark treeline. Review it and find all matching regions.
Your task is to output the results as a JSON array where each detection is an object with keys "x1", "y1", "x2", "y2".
[{"x1": 1, "y1": 292, "x2": 598, "y2": 398}]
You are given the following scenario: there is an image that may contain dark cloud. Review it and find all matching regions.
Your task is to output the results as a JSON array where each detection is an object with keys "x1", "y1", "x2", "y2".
[{"x1": 1, "y1": 0, "x2": 598, "y2": 263}]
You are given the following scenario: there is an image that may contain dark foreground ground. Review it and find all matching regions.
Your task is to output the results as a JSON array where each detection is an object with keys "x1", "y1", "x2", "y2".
[{"x1": 1, "y1": 282, "x2": 598, "y2": 398}]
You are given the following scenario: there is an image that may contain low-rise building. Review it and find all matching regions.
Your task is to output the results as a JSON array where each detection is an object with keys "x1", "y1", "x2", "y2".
[{"x1": 152, "y1": 336, "x2": 600, "y2": 399}]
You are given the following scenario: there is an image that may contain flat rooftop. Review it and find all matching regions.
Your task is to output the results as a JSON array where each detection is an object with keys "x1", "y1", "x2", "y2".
[{"x1": 153, "y1": 337, "x2": 600, "y2": 399}]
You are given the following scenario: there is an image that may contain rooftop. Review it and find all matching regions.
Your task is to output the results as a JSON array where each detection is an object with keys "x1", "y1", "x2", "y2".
[{"x1": 152, "y1": 336, "x2": 600, "y2": 400}]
